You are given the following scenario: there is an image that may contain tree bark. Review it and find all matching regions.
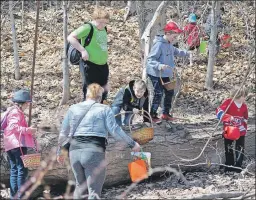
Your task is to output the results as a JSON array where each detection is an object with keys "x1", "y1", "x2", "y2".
[
  {"x1": 9, "y1": 0, "x2": 21, "y2": 80},
  {"x1": 21, "y1": 0, "x2": 24, "y2": 33},
  {"x1": 141, "y1": 1, "x2": 167, "y2": 81},
  {"x1": 123, "y1": 1, "x2": 136, "y2": 22},
  {"x1": 60, "y1": 0, "x2": 70, "y2": 105},
  {"x1": 205, "y1": 1, "x2": 219, "y2": 89},
  {"x1": 136, "y1": 1, "x2": 166, "y2": 80}
]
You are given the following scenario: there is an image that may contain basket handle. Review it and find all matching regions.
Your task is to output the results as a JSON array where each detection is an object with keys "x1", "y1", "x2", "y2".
[
  {"x1": 128, "y1": 110, "x2": 153, "y2": 134},
  {"x1": 19, "y1": 130, "x2": 38, "y2": 157},
  {"x1": 159, "y1": 67, "x2": 176, "y2": 85},
  {"x1": 114, "y1": 111, "x2": 133, "y2": 118}
]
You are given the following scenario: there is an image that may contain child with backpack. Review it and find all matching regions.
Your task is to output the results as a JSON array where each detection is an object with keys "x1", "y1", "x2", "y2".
[
  {"x1": 2, "y1": 89, "x2": 37, "y2": 199},
  {"x1": 146, "y1": 22, "x2": 190, "y2": 124},
  {"x1": 67, "y1": 8, "x2": 109, "y2": 102},
  {"x1": 216, "y1": 87, "x2": 248, "y2": 173},
  {"x1": 111, "y1": 79, "x2": 150, "y2": 127}
]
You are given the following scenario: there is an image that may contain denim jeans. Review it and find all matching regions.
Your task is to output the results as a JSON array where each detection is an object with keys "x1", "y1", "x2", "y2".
[
  {"x1": 7, "y1": 147, "x2": 28, "y2": 199},
  {"x1": 111, "y1": 106, "x2": 132, "y2": 126},
  {"x1": 69, "y1": 149, "x2": 106, "y2": 199},
  {"x1": 148, "y1": 74, "x2": 174, "y2": 114}
]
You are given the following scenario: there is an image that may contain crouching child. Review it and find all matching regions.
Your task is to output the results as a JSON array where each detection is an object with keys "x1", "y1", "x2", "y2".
[{"x1": 111, "y1": 79, "x2": 150, "y2": 127}]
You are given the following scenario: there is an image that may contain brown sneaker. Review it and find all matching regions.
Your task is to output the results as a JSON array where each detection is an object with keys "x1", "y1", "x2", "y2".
[
  {"x1": 161, "y1": 114, "x2": 174, "y2": 121},
  {"x1": 150, "y1": 113, "x2": 162, "y2": 124}
]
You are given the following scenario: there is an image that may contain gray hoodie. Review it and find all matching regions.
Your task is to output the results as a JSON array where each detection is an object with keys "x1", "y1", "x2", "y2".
[{"x1": 146, "y1": 35, "x2": 189, "y2": 78}]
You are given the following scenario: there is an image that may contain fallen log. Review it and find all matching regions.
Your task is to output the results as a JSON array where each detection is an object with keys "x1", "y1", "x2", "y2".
[{"x1": 0, "y1": 118, "x2": 255, "y2": 188}]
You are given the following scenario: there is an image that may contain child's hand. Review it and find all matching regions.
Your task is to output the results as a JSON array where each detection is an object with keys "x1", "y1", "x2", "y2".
[
  {"x1": 160, "y1": 65, "x2": 169, "y2": 70},
  {"x1": 81, "y1": 49, "x2": 89, "y2": 61},
  {"x1": 133, "y1": 108, "x2": 140, "y2": 114},
  {"x1": 145, "y1": 122, "x2": 151, "y2": 127},
  {"x1": 28, "y1": 127, "x2": 37, "y2": 136}
]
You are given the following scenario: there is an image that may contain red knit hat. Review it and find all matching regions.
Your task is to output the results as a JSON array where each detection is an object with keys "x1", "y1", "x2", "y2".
[{"x1": 164, "y1": 22, "x2": 183, "y2": 33}]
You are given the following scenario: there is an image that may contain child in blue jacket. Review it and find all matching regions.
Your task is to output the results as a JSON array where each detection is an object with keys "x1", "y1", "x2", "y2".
[{"x1": 146, "y1": 22, "x2": 190, "y2": 123}]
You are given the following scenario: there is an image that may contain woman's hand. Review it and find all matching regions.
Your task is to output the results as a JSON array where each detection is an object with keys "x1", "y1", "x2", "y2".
[{"x1": 132, "y1": 142, "x2": 141, "y2": 152}]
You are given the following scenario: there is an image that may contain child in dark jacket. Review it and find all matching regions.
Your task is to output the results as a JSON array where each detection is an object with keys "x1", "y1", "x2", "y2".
[
  {"x1": 146, "y1": 22, "x2": 190, "y2": 124},
  {"x1": 216, "y1": 87, "x2": 248, "y2": 173},
  {"x1": 111, "y1": 80, "x2": 150, "y2": 127}
]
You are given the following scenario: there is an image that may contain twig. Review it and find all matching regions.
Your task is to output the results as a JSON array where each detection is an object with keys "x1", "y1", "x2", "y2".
[{"x1": 191, "y1": 192, "x2": 245, "y2": 199}]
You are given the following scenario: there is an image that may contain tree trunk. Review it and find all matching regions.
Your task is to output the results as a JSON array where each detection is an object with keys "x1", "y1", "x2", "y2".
[
  {"x1": 123, "y1": 1, "x2": 136, "y2": 22},
  {"x1": 1, "y1": 118, "x2": 255, "y2": 187},
  {"x1": 95, "y1": 0, "x2": 100, "y2": 7},
  {"x1": 21, "y1": 0, "x2": 24, "y2": 33},
  {"x1": 136, "y1": 1, "x2": 166, "y2": 80},
  {"x1": 9, "y1": 0, "x2": 21, "y2": 80},
  {"x1": 205, "y1": 1, "x2": 219, "y2": 89},
  {"x1": 60, "y1": 0, "x2": 70, "y2": 105}
]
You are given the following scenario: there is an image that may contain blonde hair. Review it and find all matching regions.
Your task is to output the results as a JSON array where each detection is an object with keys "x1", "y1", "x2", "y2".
[
  {"x1": 92, "y1": 8, "x2": 110, "y2": 20},
  {"x1": 231, "y1": 86, "x2": 248, "y2": 99},
  {"x1": 86, "y1": 83, "x2": 104, "y2": 101},
  {"x1": 134, "y1": 79, "x2": 147, "y2": 91}
]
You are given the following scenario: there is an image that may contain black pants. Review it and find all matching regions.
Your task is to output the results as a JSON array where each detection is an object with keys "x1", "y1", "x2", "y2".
[
  {"x1": 224, "y1": 136, "x2": 245, "y2": 172},
  {"x1": 82, "y1": 61, "x2": 109, "y2": 102}
]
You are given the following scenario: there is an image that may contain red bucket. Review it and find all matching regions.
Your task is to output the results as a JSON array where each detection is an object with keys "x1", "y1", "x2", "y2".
[
  {"x1": 220, "y1": 34, "x2": 231, "y2": 49},
  {"x1": 224, "y1": 126, "x2": 240, "y2": 140}
]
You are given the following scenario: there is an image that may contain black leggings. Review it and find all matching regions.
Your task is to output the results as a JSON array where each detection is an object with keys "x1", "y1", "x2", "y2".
[
  {"x1": 82, "y1": 61, "x2": 109, "y2": 101},
  {"x1": 224, "y1": 136, "x2": 245, "y2": 171}
]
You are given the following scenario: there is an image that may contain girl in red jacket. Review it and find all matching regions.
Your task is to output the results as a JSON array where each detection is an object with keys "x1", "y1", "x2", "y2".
[
  {"x1": 216, "y1": 87, "x2": 248, "y2": 173},
  {"x1": 183, "y1": 13, "x2": 205, "y2": 66}
]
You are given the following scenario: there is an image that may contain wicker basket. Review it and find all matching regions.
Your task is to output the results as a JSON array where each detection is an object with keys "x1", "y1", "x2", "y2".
[
  {"x1": 129, "y1": 110, "x2": 154, "y2": 145},
  {"x1": 20, "y1": 153, "x2": 41, "y2": 168},
  {"x1": 160, "y1": 68, "x2": 177, "y2": 91},
  {"x1": 19, "y1": 133, "x2": 41, "y2": 168}
]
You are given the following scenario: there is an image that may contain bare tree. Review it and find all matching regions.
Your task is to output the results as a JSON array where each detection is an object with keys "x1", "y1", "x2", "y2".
[
  {"x1": 60, "y1": 0, "x2": 70, "y2": 105},
  {"x1": 123, "y1": 1, "x2": 136, "y2": 22},
  {"x1": 21, "y1": 0, "x2": 24, "y2": 32},
  {"x1": 135, "y1": 1, "x2": 167, "y2": 80},
  {"x1": 205, "y1": 1, "x2": 220, "y2": 89},
  {"x1": 140, "y1": 1, "x2": 167, "y2": 80},
  {"x1": 9, "y1": 0, "x2": 21, "y2": 80}
]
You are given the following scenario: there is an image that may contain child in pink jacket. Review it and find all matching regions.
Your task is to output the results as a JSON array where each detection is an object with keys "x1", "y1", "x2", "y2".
[{"x1": 3, "y1": 89, "x2": 37, "y2": 199}]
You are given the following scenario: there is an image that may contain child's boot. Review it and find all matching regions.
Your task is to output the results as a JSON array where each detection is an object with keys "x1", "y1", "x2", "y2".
[
  {"x1": 150, "y1": 112, "x2": 162, "y2": 124},
  {"x1": 161, "y1": 113, "x2": 174, "y2": 121}
]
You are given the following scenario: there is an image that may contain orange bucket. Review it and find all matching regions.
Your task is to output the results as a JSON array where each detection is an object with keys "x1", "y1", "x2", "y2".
[
  {"x1": 224, "y1": 126, "x2": 240, "y2": 140},
  {"x1": 128, "y1": 159, "x2": 148, "y2": 182}
]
